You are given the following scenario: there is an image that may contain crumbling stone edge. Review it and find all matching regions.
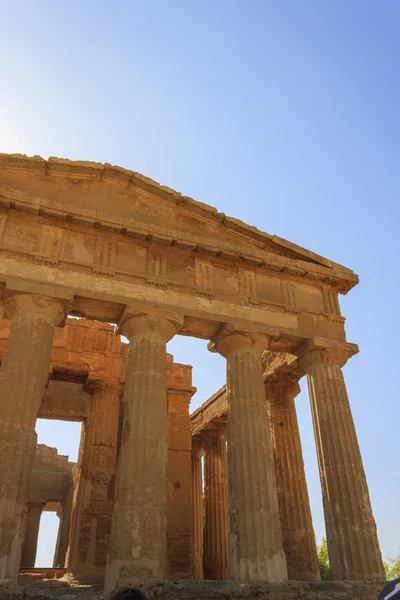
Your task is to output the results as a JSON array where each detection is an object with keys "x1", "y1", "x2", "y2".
[{"x1": 0, "y1": 579, "x2": 386, "y2": 600}]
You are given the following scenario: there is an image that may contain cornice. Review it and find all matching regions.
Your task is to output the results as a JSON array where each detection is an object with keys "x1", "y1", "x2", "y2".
[{"x1": 0, "y1": 153, "x2": 358, "y2": 293}]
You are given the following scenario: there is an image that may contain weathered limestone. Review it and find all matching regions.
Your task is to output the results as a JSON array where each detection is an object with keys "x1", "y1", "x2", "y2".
[
  {"x1": 0, "y1": 311, "x2": 195, "y2": 580},
  {"x1": 27, "y1": 444, "x2": 75, "y2": 508},
  {"x1": 0, "y1": 578, "x2": 389, "y2": 600},
  {"x1": 265, "y1": 377, "x2": 319, "y2": 581},
  {"x1": 299, "y1": 341, "x2": 385, "y2": 581},
  {"x1": 191, "y1": 439, "x2": 204, "y2": 580},
  {"x1": 166, "y1": 361, "x2": 196, "y2": 580},
  {"x1": 0, "y1": 154, "x2": 385, "y2": 593},
  {"x1": 203, "y1": 428, "x2": 229, "y2": 580},
  {"x1": 104, "y1": 312, "x2": 182, "y2": 596},
  {"x1": 212, "y1": 326, "x2": 287, "y2": 582},
  {"x1": 67, "y1": 383, "x2": 120, "y2": 581},
  {"x1": 23, "y1": 443, "x2": 75, "y2": 569},
  {"x1": 0, "y1": 293, "x2": 65, "y2": 582},
  {"x1": 20, "y1": 503, "x2": 45, "y2": 568},
  {"x1": 0, "y1": 154, "x2": 359, "y2": 352},
  {"x1": 53, "y1": 480, "x2": 73, "y2": 568}
]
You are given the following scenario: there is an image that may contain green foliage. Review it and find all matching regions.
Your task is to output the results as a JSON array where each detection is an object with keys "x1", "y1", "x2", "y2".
[
  {"x1": 315, "y1": 539, "x2": 400, "y2": 582},
  {"x1": 316, "y1": 537, "x2": 331, "y2": 581},
  {"x1": 384, "y1": 552, "x2": 400, "y2": 580}
]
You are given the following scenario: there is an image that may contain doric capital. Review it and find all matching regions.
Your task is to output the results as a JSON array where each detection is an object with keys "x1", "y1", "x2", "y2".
[
  {"x1": 119, "y1": 308, "x2": 183, "y2": 343},
  {"x1": 265, "y1": 375, "x2": 301, "y2": 402},
  {"x1": 200, "y1": 423, "x2": 227, "y2": 444},
  {"x1": 4, "y1": 293, "x2": 66, "y2": 327},
  {"x1": 84, "y1": 379, "x2": 121, "y2": 396},
  {"x1": 27, "y1": 501, "x2": 46, "y2": 512},
  {"x1": 297, "y1": 338, "x2": 358, "y2": 372},
  {"x1": 209, "y1": 322, "x2": 269, "y2": 358},
  {"x1": 192, "y1": 436, "x2": 204, "y2": 457}
]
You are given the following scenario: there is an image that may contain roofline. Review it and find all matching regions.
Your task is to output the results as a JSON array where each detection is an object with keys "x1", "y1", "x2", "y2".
[{"x1": 0, "y1": 153, "x2": 359, "y2": 292}]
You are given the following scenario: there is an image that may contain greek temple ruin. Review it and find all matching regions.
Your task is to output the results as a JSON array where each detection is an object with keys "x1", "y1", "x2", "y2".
[{"x1": 0, "y1": 153, "x2": 385, "y2": 598}]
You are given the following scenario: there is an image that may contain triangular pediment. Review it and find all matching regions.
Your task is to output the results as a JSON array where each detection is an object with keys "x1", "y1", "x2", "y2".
[{"x1": 0, "y1": 153, "x2": 358, "y2": 292}]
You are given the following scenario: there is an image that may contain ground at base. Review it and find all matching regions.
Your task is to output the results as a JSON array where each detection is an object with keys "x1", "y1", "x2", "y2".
[{"x1": 0, "y1": 576, "x2": 386, "y2": 600}]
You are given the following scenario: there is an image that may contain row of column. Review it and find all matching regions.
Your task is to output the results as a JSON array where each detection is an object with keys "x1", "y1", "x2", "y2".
[
  {"x1": 19, "y1": 487, "x2": 73, "y2": 571},
  {"x1": 192, "y1": 376, "x2": 319, "y2": 582},
  {"x1": 192, "y1": 331, "x2": 384, "y2": 583},
  {"x1": 0, "y1": 293, "x2": 384, "y2": 592},
  {"x1": 20, "y1": 502, "x2": 46, "y2": 568}
]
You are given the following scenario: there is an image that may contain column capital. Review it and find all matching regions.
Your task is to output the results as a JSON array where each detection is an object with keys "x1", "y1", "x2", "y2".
[
  {"x1": 201, "y1": 424, "x2": 227, "y2": 444},
  {"x1": 264, "y1": 375, "x2": 301, "y2": 403},
  {"x1": 27, "y1": 501, "x2": 46, "y2": 510},
  {"x1": 192, "y1": 436, "x2": 204, "y2": 456},
  {"x1": 118, "y1": 308, "x2": 183, "y2": 343},
  {"x1": 297, "y1": 338, "x2": 359, "y2": 372},
  {"x1": 209, "y1": 322, "x2": 269, "y2": 358},
  {"x1": 4, "y1": 293, "x2": 67, "y2": 326},
  {"x1": 84, "y1": 378, "x2": 122, "y2": 396}
]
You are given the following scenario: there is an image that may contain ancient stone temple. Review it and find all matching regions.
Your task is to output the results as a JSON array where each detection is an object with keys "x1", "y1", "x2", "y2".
[{"x1": 0, "y1": 153, "x2": 385, "y2": 599}]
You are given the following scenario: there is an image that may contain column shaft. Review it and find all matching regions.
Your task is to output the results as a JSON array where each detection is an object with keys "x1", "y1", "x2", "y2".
[
  {"x1": 266, "y1": 381, "x2": 319, "y2": 581},
  {"x1": 53, "y1": 513, "x2": 63, "y2": 569},
  {"x1": 203, "y1": 429, "x2": 228, "y2": 580},
  {"x1": 105, "y1": 313, "x2": 181, "y2": 595},
  {"x1": 305, "y1": 351, "x2": 384, "y2": 580},
  {"x1": 67, "y1": 384, "x2": 119, "y2": 580},
  {"x1": 54, "y1": 477, "x2": 74, "y2": 568},
  {"x1": 20, "y1": 503, "x2": 45, "y2": 568},
  {"x1": 167, "y1": 388, "x2": 194, "y2": 579},
  {"x1": 213, "y1": 329, "x2": 287, "y2": 582},
  {"x1": 0, "y1": 294, "x2": 64, "y2": 581},
  {"x1": 191, "y1": 440, "x2": 204, "y2": 580}
]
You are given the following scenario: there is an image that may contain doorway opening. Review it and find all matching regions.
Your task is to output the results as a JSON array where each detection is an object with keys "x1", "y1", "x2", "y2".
[
  {"x1": 35, "y1": 511, "x2": 60, "y2": 568},
  {"x1": 30, "y1": 419, "x2": 82, "y2": 568}
]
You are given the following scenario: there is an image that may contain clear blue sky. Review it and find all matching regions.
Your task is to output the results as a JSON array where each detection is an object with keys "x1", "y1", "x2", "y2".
[{"x1": 1, "y1": 0, "x2": 399, "y2": 568}]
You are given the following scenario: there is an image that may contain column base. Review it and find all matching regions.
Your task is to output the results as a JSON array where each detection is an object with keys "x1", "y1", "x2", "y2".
[{"x1": 2, "y1": 577, "x2": 388, "y2": 600}]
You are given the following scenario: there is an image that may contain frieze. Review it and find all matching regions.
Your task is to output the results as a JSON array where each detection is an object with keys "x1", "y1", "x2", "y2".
[{"x1": 0, "y1": 209, "x2": 348, "y2": 330}]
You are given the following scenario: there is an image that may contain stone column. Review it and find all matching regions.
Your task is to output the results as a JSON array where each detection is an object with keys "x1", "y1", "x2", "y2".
[
  {"x1": 67, "y1": 382, "x2": 120, "y2": 581},
  {"x1": 265, "y1": 377, "x2": 319, "y2": 581},
  {"x1": 166, "y1": 375, "x2": 196, "y2": 580},
  {"x1": 299, "y1": 342, "x2": 385, "y2": 580},
  {"x1": 203, "y1": 427, "x2": 229, "y2": 580},
  {"x1": 20, "y1": 502, "x2": 46, "y2": 568},
  {"x1": 105, "y1": 312, "x2": 182, "y2": 596},
  {"x1": 212, "y1": 326, "x2": 287, "y2": 582},
  {"x1": 0, "y1": 294, "x2": 65, "y2": 582},
  {"x1": 53, "y1": 511, "x2": 63, "y2": 569},
  {"x1": 53, "y1": 475, "x2": 74, "y2": 568},
  {"x1": 191, "y1": 438, "x2": 204, "y2": 580}
]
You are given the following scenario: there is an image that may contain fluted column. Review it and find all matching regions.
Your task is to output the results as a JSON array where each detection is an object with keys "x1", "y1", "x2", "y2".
[
  {"x1": 53, "y1": 510, "x2": 63, "y2": 569},
  {"x1": 203, "y1": 427, "x2": 228, "y2": 580},
  {"x1": 212, "y1": 325, "x2": 287, "y2": 582},
  {"x1": 299, "y1": 342, "x2": 384, "y2": 580},
  {"x1": 0, "y1": 293, "x2": 66, "y2": 582},
  {"x1": 67, "y1": 382, "x2": 120, "y2": 580},
  {"x1": 20, "y1": 502, "x2": 46, "y2": 568},
  {"x1": 53, "y1": 475, "x2": 74, "y2": 568},
  {"x1": 105, "y1": 311, "x2": 182, "y2": 596},
  {"x1": 266, "y1": 377, "x2": 319, "y2": 581},
  {"x1": 191, "y1": 438, "x2": 204, "y2": 580}
]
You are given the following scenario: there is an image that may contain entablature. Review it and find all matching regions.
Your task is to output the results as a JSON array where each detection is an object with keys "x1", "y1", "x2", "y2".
[{"x1": 0, "y1": 153, "x2": 358, "y2": 294}]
